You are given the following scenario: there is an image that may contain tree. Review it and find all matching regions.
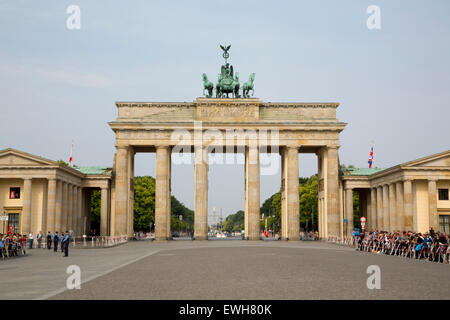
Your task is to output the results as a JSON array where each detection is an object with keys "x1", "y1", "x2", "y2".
[
  {"x1": 90, "y1": 190, "x2": 100, "y2": 233},
  {"x1": 57, "y1": 160, "x2": 69, "y2": 167},
  {"x1": 133, "y1": 176, "x2": 156, "y2": 231},
  {"x1": 90, "y1": 175, "x2": 194, "y2": 234},
  {"x1": 223, "y1": 210, "x2": 244, "y2": 233}
]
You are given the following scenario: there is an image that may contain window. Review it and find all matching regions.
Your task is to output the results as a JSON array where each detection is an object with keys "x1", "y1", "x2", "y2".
[
  {"x1": 439, "y1": 215, "x2": 450, "y2": 234},
  {"x1": 438, "y1": 188, "x2": 449, "y2": 201},
  {"x1": 9, "y1": 187, "x2": 20, "y2": 199},
  {"x1": 8, "y1": 213, "x2": 20, "y2": 234}
]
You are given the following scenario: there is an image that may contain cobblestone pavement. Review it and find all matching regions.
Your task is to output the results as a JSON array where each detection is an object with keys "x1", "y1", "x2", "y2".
[{"x1": 1, "y1": 240, "x2": 448, "y2": 299}]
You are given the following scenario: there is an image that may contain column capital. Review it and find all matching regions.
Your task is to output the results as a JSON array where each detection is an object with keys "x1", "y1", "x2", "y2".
[
  {"x1": 428, "y1": 177, "x2": 438, "y2": 182},
  {"x1": 156, "y1": 144, "x2": 170, "y2": 150},
  {"x1": 115, "y1": 144, "x2": 129, "y2": 150},
  {"x1": 402, "y1": 177, "x2": 413, "y2": 182},
  {"x1": 326, "y1": 145, "x2": 340, "y2": 150},
  {"x1": 23, "y1": 177, "x2": 32, "y2": 181}
]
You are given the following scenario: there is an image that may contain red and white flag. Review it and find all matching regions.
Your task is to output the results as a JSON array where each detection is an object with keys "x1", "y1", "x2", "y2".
[
  {"x1": 368, "y1": 146, "x2": 374, "y2": 168},
  {"x1": 69, "y1": 141, "x2": 74, "y2": 167}
]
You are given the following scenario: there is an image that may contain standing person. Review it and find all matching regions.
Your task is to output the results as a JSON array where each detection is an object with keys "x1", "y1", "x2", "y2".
[
  {"x1": 36, "y1": 231, "x2": 43, "y2": 248},
  {"x1": 62, "y1": 231, "x2": 70, "y2": 257},
  {"x1": 28, "y1": 232, "x2": 34, "y2": 249},
  {"x1": 60, "y1": 232, "x2": 65, "y2": 252},
  {"x1": 0, "y1": 235, "x2": 5, "y2": 259},
  {"x1": 20, "y1": 234, "x2": 26, "y2": 255},
  {"x1": 46, "y1": 231, "x2": 52, "y2": 250},
  {"x1": 53, "y1": 231, "x2": 59, "y2": 252}
]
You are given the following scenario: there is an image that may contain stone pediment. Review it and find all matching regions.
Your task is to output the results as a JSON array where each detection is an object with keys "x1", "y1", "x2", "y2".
[
  {"x1": 0, "y1": 148, "x2": 57, "y2": 167},
  {"x1": 401, "y1": 150, "x2": 450, "y2": 168}
]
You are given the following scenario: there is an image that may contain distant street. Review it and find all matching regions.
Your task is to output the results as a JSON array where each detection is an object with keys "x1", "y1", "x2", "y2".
[{"x1": 1, "y1": 241, "x2": 448, "y2": 300}]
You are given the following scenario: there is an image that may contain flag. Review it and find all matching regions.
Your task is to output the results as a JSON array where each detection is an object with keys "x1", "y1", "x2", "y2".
[
  {"x1": 69, "y1": 141, "x2": 74, "y2": 167},
  {"x1": 368, "y1": 146, "x2": 374, "y2": 168}
]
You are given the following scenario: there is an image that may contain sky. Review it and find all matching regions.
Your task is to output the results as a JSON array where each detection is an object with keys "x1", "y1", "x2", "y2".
[{"x1": 1, "y1": 0, "x2": 449, "y2": 221}]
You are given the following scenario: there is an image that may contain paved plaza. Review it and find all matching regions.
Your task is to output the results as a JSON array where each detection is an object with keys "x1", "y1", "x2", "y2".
[{"x1": 0, "y1": 240, "x2": 448, "y2": 300}]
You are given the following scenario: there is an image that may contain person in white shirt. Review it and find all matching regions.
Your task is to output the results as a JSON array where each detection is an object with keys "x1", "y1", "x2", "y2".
[{"x1": 28, "y1": 232, "x2": 34, "y2": 249}]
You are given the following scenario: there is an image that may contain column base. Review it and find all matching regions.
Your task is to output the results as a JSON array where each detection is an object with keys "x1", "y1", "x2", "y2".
[
  {"x1": 247, "y1": 235, "x2": 260, "y2": 241},
  {"x1": 155, "y1": 236, "x2": 170, "y2": 241},
  {"x1": 193, "y1": 235, "x2": 208, "y2": 241}
]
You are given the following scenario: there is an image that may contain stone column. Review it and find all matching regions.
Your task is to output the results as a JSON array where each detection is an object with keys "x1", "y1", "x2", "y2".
[
  {"x1": 403, "y1": 179, "x2": 413, "y2": 231},
  {"x1": 370, "y1": 188, "x2": 377, "y2": 230},
  {"x1": 345, "y1": 187, "x2": 353, "y2": 237},
  {"x1": 55, "y1": 180, "x2": 62, "y2": 232},
  {"x1": 46, "y1": 178, "x2": 57, "y2": 233},
  {"x1": 316, "y1": 152, "x2": 323, "y2": 239},
  {"x1": 114, "y1": 146, "x2": 129, "y2": 235},
  {"x1": 382, "y1": 184, "x2": 389, "y2": 231},
  {"x1": 326, "y1": 146, "x2": 340, "y2": 237},
  {"x1": 245, "y1": 146, "x2": 260, "y2": 240},
  {"x1": 22, "y1": 178, "x2": 32, "y2": 234},
  {"x1": 77, "y1": 187, "x2": 82, "y2": 235},
  {"x1": 365, "y1": 189, "x2": 371, "y2": 231},
  {"x1": 376, "y1": 186, "x2": 383, "y2": 229},
  {"x1": 395, "y1": 181, "x2": 404, "y2": 231},
  {"x1": 100, "y1": 187, "x2": 109, "y2": 236},
  {"x1": 194, "y1": 146, "x2": 208, "y2": 240},
  {"x1": 155, "y1": 146, "x2": 171, "y2": 240},
  {"x1": 67, "y1": 184, "x2": 73, "y2": 232},
  {"x1": 128, "y1": 148, "x2": 135, "y2": 237},
  {"x1": 389, "y1": 183, "x2": 396, "y2": 232},
  {"x1": 284, "y1": 147, "x2": 299, "y2": 240},
  {"x1": 40, "y1": 182, "x2": 48, "y2": 235},
  {"x1": 61, "y1": 182, "x2": 68, "y2": 232},
  {"x1": 166, "y1": 150, "x2": 171, "y2": 239},
  {"x1": 428, "y1": 178, "x2": 438, "y2": 231},
  {"x1": 72, "y1": 186, "x2": 78, "y2": 234}
]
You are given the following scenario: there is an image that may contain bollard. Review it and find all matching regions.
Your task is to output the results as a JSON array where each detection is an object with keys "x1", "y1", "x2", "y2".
[{"x1": 91, "y1": 237, "x2": 94, "y2": 247}]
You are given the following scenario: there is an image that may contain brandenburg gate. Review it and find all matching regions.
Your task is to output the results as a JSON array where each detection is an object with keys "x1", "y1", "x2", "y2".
[
  {"x1": 109, "y1": 98, "x2": 346, "y2": 240},
  {"x1": 108, "y1": 46, "x2": 346, "y2": 240}
]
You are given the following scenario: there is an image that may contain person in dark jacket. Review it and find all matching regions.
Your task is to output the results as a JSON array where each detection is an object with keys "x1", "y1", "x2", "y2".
[
  {"x1": 46, "y1": 231, "x2": 52, "y2": 250},
  {"x1": 53, "y1": 231, "x2": 59, "y2": 252}
]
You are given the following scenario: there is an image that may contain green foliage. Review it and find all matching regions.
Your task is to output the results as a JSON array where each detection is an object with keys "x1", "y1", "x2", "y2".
[
  {"x1": 222, "y1": 210, "x2": 244, "y2": 233},
  {"x1": 90, "y1": 190, "x2": 101, "y2": 233},
  {"x1": 57, "y1": 160, "x2": 69, "y2": 167},
  {"x1": 170, "y1": 195, "x2": 194, "y2": 232},
  {"x1": 89, "y1": 176, "x2": 194, "y2": 233},
  {"x1": 261, "y1": 176, "x2": 318, "y2": 232},
  {"x1": 133, "y1": 176, "x2": 194, "y2": 232},
  {"x1": 133, "y1": 176, "x2": 156, "y2": 231},
  {"x1": 299, "y1": 175, "x2": 318, "y2": 229}
]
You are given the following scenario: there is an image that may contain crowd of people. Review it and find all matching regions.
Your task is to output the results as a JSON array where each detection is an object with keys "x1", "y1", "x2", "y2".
[
  {"x1": 1, "y1": 230, "x2": 72, "y2": 260},
  {"x1": 353, "y1": 228, "x2": 449, "y2": 263}
]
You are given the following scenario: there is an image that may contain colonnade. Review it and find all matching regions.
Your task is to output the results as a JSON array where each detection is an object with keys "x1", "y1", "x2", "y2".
[
  {"x1": 344, "y1": 178, "x2": 439, "y2": 234},
  {"x1": 114, "y1": 144, "x2": 341, "y2": 240},
  {"x1": 19, "y1": 177, "x2": 111, "y2": 237}
]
